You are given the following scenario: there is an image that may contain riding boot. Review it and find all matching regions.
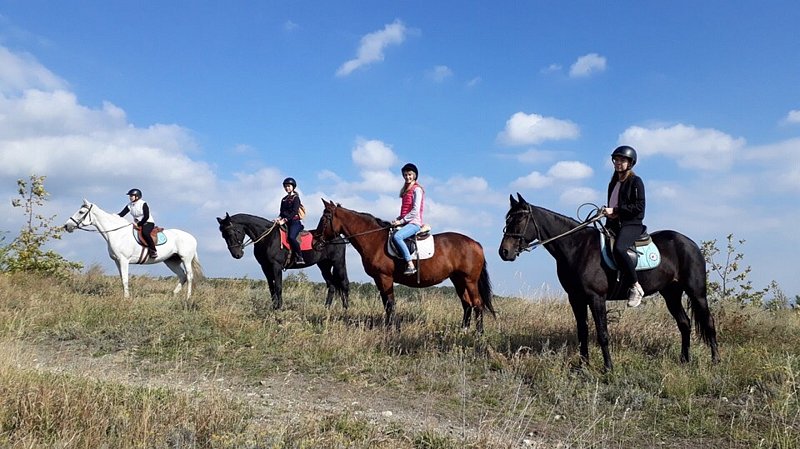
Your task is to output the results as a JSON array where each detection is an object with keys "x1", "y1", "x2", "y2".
[
  {"x1": 148, "y1": 248, "x2": 158, "y2": 259},
  {"x1": 294, "y1": 254, "x2": 305, "y2": 265},
  {"x1": 627, "y1": 282, "x2": 644, "y2": 307}
]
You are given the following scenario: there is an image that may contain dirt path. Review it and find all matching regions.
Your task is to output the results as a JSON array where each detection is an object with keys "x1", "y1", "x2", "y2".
[{"x1": 3, "y1": 340, "x2": 538, "y2": 446}]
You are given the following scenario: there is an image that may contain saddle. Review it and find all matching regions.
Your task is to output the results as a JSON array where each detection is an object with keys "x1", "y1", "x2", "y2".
[
  {"x1": 279, "y1": 227, "x2": 314, "y2": 251},
  {"x1": 133, "y1": 226, "x2": 166, "y2": 246},
  {"x1": 599, "y1": 227, "x2": 661, "y2": 272},
  {"x1": 388, "y1": 224, "x2": 435, "y2": 260}
]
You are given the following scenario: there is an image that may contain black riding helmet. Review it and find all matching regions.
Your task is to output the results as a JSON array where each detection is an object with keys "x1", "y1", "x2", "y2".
[
  {"x1": 127, "y1": 188, "x2": 142, "y2": 197},
  {"x1": 401, "y1": 163, "x2": 418, "y2": 179},
  {"x1": 282, "y1": 177, "x2": 297, "y2": 188},
  {"x1": 611, "y1": 145, "x2": 637, "y2": 167}
]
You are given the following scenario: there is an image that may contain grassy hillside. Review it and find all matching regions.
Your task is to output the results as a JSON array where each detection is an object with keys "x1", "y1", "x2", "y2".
[{"x1": 0, "y1": 270, "x2": 798, "y2": 448}]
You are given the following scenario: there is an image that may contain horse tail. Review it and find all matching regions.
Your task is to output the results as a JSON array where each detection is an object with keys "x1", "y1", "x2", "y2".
[
  {"x1": 687, "y1": 274, "x2": 717, "y2": 346},
  {"x1": 191, "y1": 254, "x2": 205, "y2": 281},
  {"x1": 479, "y1": 260, "x2": 496, "y2": 317}
]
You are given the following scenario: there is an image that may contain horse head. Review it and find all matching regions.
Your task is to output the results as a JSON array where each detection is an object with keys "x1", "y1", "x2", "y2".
[
  {"x1": 499, "y1": 193, "x2": 539, "y2": 261},
  {"x1": 64, "y1": 199, "x2": 95, "y2": 233},
  {"x1": 316, "y1": 199, "x2": 341, "y2": 245},
  {"x1": 216, "y1": 212, "x2": 246, "y2": 259}
]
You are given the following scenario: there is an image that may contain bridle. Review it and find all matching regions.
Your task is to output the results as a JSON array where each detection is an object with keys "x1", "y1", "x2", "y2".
[{"x1": 502, "y1": 204, "x2": 605, "y2": 256}]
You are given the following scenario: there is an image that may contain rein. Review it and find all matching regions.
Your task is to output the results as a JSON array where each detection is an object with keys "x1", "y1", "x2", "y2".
[
  {"x1": 317, "y1": 208, "x2": 391, "y2": 246},
  {"x1": 225, "y1": 221, "x2": 279, "y2": 249},
  {"x1": 506, "y1": 204, "x2": 605, "y2": 254}
]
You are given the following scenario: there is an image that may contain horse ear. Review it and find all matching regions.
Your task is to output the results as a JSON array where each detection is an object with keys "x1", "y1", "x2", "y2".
[
  {"x1": 83, "y1": 198, "x2": 90, "y2": 205},
  {"x1": 516, "y1": 192, "x2": 527, "y2": 204},
  {"x1": 216, "y1": 216, "x2": 223, "y2": 224},
  {"x1": 225, "y1": 212, "x2": 231, "y2": 219},
  {"x1": 509, "y1": 194, "x2": 518, "y2": 207}
]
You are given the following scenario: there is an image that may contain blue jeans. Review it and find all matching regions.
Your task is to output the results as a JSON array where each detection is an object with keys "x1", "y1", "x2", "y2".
[
  {"x1": 287, "y1": 219, "x2": 304, "y2": 255},
  {"x1": 392, "y1": 223, "x2": 420, "y2": 262}
]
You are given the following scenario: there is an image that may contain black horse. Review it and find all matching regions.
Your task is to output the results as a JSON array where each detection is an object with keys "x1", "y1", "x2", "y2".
[
  {"x1": 499, "y1": 193, "x2": 719, "y2": 371},
  {"x1": 217, "y1": 213, "x2": 349, "y2": 309}
]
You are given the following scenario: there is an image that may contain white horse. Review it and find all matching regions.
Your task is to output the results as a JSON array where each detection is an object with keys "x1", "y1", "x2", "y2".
[{"x1": 64, "y1": 199, "x2": 202, "y2": 299}]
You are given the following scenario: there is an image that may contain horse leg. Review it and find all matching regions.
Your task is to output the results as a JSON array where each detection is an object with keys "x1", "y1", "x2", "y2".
[
  {"x1": 317, "y1": 260, "x2": 336, "y2": 308},
  {"x1": 588, "y1": 295, "x2": 613, "y2": 371},
  {"x1": 268, "y1": 264, "x2": 283, "y2": 309},
  {"x1": 374, "y1": 276, "x2": 395, "y2": 327},
  {"x1": 116, "y1": 259, "x2": 131, "y2": 298},
  {"x1": 453, "y1": 280, "x2": 471, "y2": 330},
  {"x1": 661, "y1": 284, "x2": 692, "y2": 363},
  {"x1": 568, "y1": 297, "x2": 591, "y2": 365},
  {"x1": 332, "y1": 260, "x2": 350, "y2": 310},
  {"x1": 164, "y1": 257, "x2": 189, "y2": 298}
]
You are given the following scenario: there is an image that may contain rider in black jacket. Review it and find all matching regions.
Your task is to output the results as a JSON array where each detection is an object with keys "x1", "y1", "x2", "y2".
[{"x1": 603, "y1": 146, "x2": 646, "y2": 307}]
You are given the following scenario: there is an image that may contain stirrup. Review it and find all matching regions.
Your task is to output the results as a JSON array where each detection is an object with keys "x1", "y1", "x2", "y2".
[{"x1": 403, "y1": 265, "x2": 417, "y2": 275}]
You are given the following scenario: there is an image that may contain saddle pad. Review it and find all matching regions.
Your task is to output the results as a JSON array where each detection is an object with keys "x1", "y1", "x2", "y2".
[
  {"x1": 133, "y1": 229, "x2": 167, "y2": 246},
  {"x1": 280, "y1": 229, "x2": 314, "y2": 251},
  {"x1": 387, "y1": 234, "x2": 435, "y2": 260},
  {"x1": 600, "y1": 232, "x2": 661, "y2": 271}
]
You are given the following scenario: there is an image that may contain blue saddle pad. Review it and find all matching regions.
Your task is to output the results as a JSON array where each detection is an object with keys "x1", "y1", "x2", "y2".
[
  {"x1": 600, "y1": 233, "x2": 661, "y2": 271},
  {"x1": 133, "y1": 229, "x2": 167, "y2": 246}
]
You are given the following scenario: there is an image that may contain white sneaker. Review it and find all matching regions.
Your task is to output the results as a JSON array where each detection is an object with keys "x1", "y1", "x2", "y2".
[{"x1": 627, "y1": 283, "x2": 644, "y2": 308}]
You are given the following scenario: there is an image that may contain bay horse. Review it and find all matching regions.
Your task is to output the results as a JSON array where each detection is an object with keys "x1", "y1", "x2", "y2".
[
  {"x1": 316, "y1": 200, "x2": 495, "y2": 332},
  {"x1": 498, "y1": 193, "x2": 719, "y2": 371},
  {"x1": 64, "y1": 200, "x2": 203, "y2": 299},
  {"x1": 216, "y1": 213, "x2": 349, "y2": 310}
]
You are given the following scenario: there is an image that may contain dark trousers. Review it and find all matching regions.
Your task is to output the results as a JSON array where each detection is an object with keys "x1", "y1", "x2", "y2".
[
  {"x1": 140, "y1": 222, "x2": 156, "y2": 251},
  {"x1": 612, "y1": 224, "x2": 642, "y2": 285},
  {"x1": 287, "y1": 219, "x2": 304, "y2": 255}
]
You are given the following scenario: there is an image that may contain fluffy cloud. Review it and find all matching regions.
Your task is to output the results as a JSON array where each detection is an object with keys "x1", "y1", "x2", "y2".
[
  {"x1": 0, "y1": 46, "x2": 66, "y2": 93},
  {"x1": 511, "y1": 171, "x2": 552, "y2": 189},
  {"x1": 619, "y1": 124, "x2": 744, "y2": 170},
  {"x1": 336, "y1": 20, "x2": 408, "y2": 77},
  {"x1": 569, "y1": 53, "x2": 607, "y2": 78},
  {"x1": 783, "y1": 109, "x2": 800, "y2": 125},
  {"x1": 497, "y1": 112, "x2": 580, "y2": 146},
  {"x1": 547, "y1": 161, "x2": 593, "y2": 180}
]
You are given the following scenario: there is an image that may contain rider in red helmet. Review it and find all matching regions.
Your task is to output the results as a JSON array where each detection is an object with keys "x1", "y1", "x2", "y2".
[
  {"x1": 119, "y1": 188, "x2": 158, "y2": 259},
  {"x1": 603, "y1": 146, "x2": 646, "y2": 307}
]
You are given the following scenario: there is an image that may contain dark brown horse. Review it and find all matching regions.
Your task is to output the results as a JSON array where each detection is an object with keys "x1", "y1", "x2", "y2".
[
  {"x1": 499, "y1": 193, "x2": 719, "y2": 371},
  {"x1": 316, "y1": 200, "x2": 495, "y2": 332}
]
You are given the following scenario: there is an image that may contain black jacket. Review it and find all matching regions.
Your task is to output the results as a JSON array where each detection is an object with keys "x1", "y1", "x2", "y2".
[
  {"x1": 607, "y1": 173, "x2": 645, "y2": 228},
  {"x1": 279, "y1": 194, "x2": 302, "y2": 221}
]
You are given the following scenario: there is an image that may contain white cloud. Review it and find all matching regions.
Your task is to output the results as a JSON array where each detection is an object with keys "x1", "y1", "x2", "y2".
[
  {"x1": 0, "y1": 46, "x2": 66, "y2": 94},
  {"x1": 466, "y1": 77, "x2": 481, "y2": 88},
  {"x1": 619, "y1": 124, "x2": 744, "y2": 170},
  {"x1": 336, "y1": 20, "x2": 408, "y2": 77},
  {"x1": 511, "y1": 171, "x2": 552, "y2": 189},
  {"x1": 783, "y1": 109, "x2": 800, "y2": 125},
  {"x1": 547, "y1": 161, "x2": 593, "y2": 180},
  {"x1": 284, "y1": 20, "x2": 298, "y2": 32},
  {"x1": 497, "y1": 112, "x2": 580, "y2": 146},
  {"x1": 427, "y1": 65, "x2": 453, "y2": 82},
  {"x1": 515, "y1": 149, "x2": 557, "y2": 164},
  {"x1": 351, "y1": 137, "x2": 397, "y2": 170},
  {"x1": 569, "y1": 53, "x2": 607, "y2": 78}
]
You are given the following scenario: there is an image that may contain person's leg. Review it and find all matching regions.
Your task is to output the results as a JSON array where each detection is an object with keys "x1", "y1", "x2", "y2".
[
  {"x1": 288, "y1": 220, "x2": 305, "y2": 264},
  {"x1": 614, "y1": 225, "x2": 643, "y2": 306},
  {"x1": 392, "y1": 224, "x2": 420, "y2": 273},
  {"x1": 141, "y1": 222, "x2": 157, "y2": 258}
]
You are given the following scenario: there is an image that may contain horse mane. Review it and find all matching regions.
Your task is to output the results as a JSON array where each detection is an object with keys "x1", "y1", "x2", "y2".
[
  {"x1": 341, "y1": 207, "x2": 391, "y2": 228},
  {"x1": 228, "y1": 213, "x2": 274, "y2": 226},
  {"x1": 86, "y1": 201, "x2": 131, "y2": 226}
]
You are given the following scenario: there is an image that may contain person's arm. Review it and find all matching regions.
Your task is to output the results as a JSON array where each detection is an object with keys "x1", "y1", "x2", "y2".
[
  {"x1": 118, "y1": 206, "x2": 130, "y2": 217},
  {"x1": 139, "y1": 202, "x2": 150, "y2": 224},
  {"x1": 617, "y1": 177, "x2": 645, "y2": 219}
]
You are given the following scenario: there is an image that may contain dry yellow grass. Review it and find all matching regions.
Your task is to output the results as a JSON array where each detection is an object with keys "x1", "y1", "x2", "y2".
[{"x1": 0, "y1": 271, "x2": 798, "y2": 448}]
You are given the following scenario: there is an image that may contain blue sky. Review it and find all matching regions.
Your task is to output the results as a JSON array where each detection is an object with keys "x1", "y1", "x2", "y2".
[{"x1": 1, "y1": 2, "x2": 799, "y2": 299}]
